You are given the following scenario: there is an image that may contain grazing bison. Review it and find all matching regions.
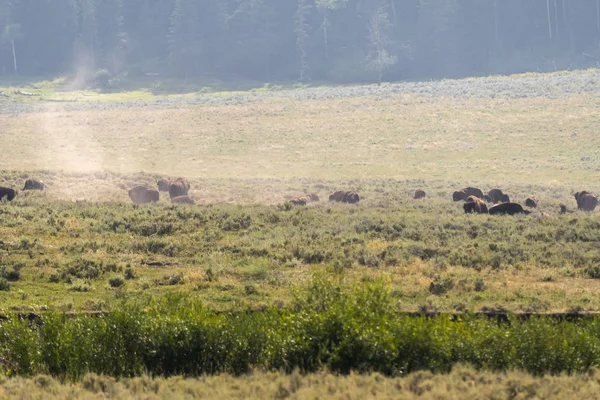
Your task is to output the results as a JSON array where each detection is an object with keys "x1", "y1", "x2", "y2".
[
  {"x1": 329, "y1": 191, "x2": 346, "y2": 202},
  {"x1": 23, "y1": 179, "x2": 45, "y2": 191},
  {"x1": 500, "y1": 194, "x2": 510, "y2": 203},
  {"x1": 414, "y1": 189, "x2": 426, "y2": 199},
  {"x1": 574, "y1": 191, "x2": 598, "y2": 212},
  {"x1": 0, "y1": 187, "x2": 16, "y2": 201},
  {"x1": 329, "y1": 191, "x2": 359, "y2": 204},
  {"x1": 483, "y1": 195, "x2": 492, "y2": 203},
  {"x1": 128, "y1": 186, "x2": 159, "y2": 205},
  {"x1": 157, "y1": 178, "x2": 171, "y2": 192},
  {"x1": 525, "y1": 198, "x2": 537, "y2": 208},
  {"x1": 171, "y1": 195, "x2": 195, "y2": 205},
  {"x1": 453, "y1": 190, "x2": 466, "y2": 201},
  {"x1": 487, "y1": 189, "x2": 504, "y2": 203},
  {"x1": 343, "y1": 192, "x2": 360, "y2": 204},
  {"x1": 488, "y1": 203, "x2": 530, "y2": 215},
  {"x1": 307, "y1": 193, "x2": 320, "y2": 202},
  {"x1": 168, "y1": 178, "x2": 191, "y2": 199},
  {"x1": 463, "y1": 195, "x2": 488, "y2": 214},
  {"x1": 463, "y1": 187, "x2": 484, "y2": 199}
]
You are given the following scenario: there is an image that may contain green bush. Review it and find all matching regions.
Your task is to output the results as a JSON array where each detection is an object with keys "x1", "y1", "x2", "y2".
[
  {"x1": 1, "y1": 280, "x2": 600, "y2": 379},
  {"x1": 0, "y1": 278, "x2": 10, "y2": 291}
]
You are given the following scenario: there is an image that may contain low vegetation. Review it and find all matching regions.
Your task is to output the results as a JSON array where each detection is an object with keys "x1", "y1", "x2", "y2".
[
  {"x1": 0, "y1": 173, "x2": 599, "y2": 314},
  {"x1": 4, "y1": 365, "x2": 600, "y2": 399},
  {"x1": 2, "y1": 279, "x2": 600, "y2": 380}
]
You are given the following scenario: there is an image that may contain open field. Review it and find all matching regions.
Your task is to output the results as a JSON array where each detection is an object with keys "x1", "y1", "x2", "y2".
[
  {"x1": 2, "y1": 71, "x2": 600, "y2": 383},
  {"x1": 1, "y1": 70, "x2": 600, "y2": 313},
  {"x1": 3, "y1": 366, "x2": 600, "y2": 399}
]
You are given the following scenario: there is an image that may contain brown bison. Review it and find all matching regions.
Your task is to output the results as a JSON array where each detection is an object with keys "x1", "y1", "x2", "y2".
[
  {"x1": 23, "y1": 179, "x2": 45, "y2": 191},
  {"x1": 487, "y1": 189, "x2": 504, "y2": 203},
  {"x1": 128, "y1": 186, "x2": 159, "y2": 205},
  {"x1": 463, "y1": 187, "x2": 484, "y2": 199},
  {"x1": 168, "y1": 178, "x2": 191, "y2": 199},
  {"x1": 488, "y1": 203, "x2": 530, "y2": 215},
  {"x1": 307, "y1": 193, "x2": 320, "y2": 202},
  {"x1": 329, "y1": 191, "x2": 346, "y2": 202},
  {"x1": 463, "y1": 195, "x2": 488, "y2": 214},
  {"x1": 453, "y1": 190, "x2": 466, "y2": 201},
  {"x1": 343, "y1": 192, "x2": 360, "y2": 204},
  {"x1": 0, "y1": 187, "x2": 16, "y2": 201},
  {"x1": 414, "y1": 189, "x2": 426, "y2": 199},
  {"x1": 157, "y1": 178, "x2": 171, "y2": 192},
  {"x1": 329, "y1": 191, "x2": 360, "y2": 204},
  {"x1": 575, "y1": 191, "x2": 598, "y2": 212},
  {"x1": 500, "y1": 194, "x2": 510, "y2": 203},
  {"x1": 525, "y1": 198, "x2": 537, "y2": 208},
  {"x1": 171, "y1": 195, "x2": 195, "y2": 205}
]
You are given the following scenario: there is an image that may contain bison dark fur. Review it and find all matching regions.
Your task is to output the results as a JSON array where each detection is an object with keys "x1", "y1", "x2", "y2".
[
  {"x1": 488, "y1": 203, "x2": 530, "y2": 215},
  {"x1": 414, "y1": 189, "x2": 426, "y2": 199},
  {"x1": 0, "y1": 187, "x2": 16, "y2": 201},
  {"x1": 23, "y1": 179, "x2": 45, "y2": 191},
  {"x1": 168, "y1": 178, "x2": 191, "y2": 199}
]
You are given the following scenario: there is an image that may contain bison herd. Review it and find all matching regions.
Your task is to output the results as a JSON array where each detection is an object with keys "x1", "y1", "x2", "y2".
[
  {"x1": 420, "y1": 186, "x2": 597, "y2": 215},
  {"x1": 128, "y1": 177, "x2": 194, "y2": 205},
  {"x1": 0, "y1": 178, "x2": 599, "y2": 217}
]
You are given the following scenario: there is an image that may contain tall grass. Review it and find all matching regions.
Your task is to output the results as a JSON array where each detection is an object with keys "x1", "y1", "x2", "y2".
[{"x1": 2, "y1": 277, "x2": 600, "y2": 379}]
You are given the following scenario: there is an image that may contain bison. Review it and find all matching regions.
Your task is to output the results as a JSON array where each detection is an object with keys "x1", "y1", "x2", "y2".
[
  {"x1": 168, "y1": 178, "x2": 191, "y2": 199},
  {"x1": 525, "y1": 198, "x2": 537, "y2": 208},
  {"x1": 487, "y1": 189, "x2": 504, "y2": 203},
  {"x1": 560, "y1": 204, "x2": 567, "y2": 214},
  {"x1": 463, "y1": 195, "x2": 488, "y2": 214},
  {"x1": 171, "y1": 195, "x2": 195, "y2": 205},
  {"x1": 307, "y1": 193, "x2": 320, "y2": 202},
  {"x1": 500, "y1": 194, "x2": 510, "y2": 203},
  {"x1": 575, "y1": 191, "x2": 598, "y2": 212},
  {"x1": 453, "y1": 190, "x2": 466, "y2": 201},
  {"x1": 128, "y1": 186, "x2": 159, "y2": 204},
  {"x1": 488, "y1": 202, "x2": 530, "y2": 215},
  {"x1": 414, "y1": 189, "x2": 426, "y2": 199},
  {"x1": 23, "y1": 179, "x2": 45, "y2": 191},
  {"x1": 463, "y1": 187, "x2": 484, "y2": 199},
  {"x1": 157, "y1": 178, "x2": 171, "y2": 192},
  {"x1": 343, "y1": 192, "x2": 360, "y2": 204},
  {"x1": 0, "y1": 187, "x2": 16, "y2": 201},
  {"x1": 329, "y1": 191, "x2": 346, "y2": 202},
  {"x1": 329, "y1": 191, "x2": 359, "y2": 204}
]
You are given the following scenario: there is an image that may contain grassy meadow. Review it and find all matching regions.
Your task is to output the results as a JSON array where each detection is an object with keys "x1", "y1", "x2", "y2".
[
  {"x1": 4, "y1": 366, "x2": 600, "y2": 399},
  {"x1": 2, "y1": 70, "x2": 600, "y2": 390}
]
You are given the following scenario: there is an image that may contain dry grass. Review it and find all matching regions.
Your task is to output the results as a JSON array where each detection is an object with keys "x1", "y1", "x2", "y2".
[
  {"x1": 2, "y1": 366, "x2": 600, "y2": 399},
  {"x1": 1, "y1": 94, "x2": 599, "y2": 185}
]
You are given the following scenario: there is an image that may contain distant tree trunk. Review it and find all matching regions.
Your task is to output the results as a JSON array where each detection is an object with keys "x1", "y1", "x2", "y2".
[
  {"x1": 546, "y1": 0, "x2": 552, "y2": 41},
  {"x1": 554, "y1": 0, "x2": 558, "y2": 38},
  {"x1": 11, "y1": 39, "x2": 16, "y2": 72},
  {"x1": 294, "y1": 0, "x2": 311, "y2": 81}
]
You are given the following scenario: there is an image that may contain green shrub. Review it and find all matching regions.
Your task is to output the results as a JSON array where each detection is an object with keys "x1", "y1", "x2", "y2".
[
  {"x1": 108, "y1": 277, "x2": 125, "y2": 288},
  {"x1": 428, "y1": 276, "x2": 455, "y2": 295},
  {"x1": 0, "y1": 278, "x2": 10, "y2": 291}
]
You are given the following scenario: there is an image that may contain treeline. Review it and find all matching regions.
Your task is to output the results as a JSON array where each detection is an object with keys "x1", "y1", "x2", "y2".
[{"x1": 1, "y1": 0, "x2": 600, "y2": 84}]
